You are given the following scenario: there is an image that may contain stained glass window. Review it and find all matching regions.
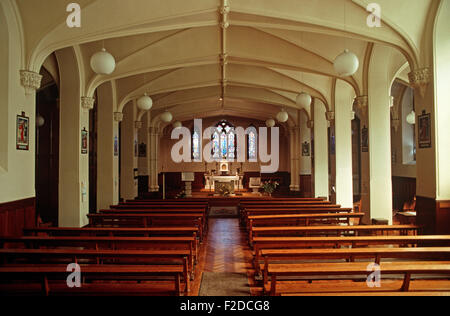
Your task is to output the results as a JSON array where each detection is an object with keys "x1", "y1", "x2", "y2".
[
  {"x1": 247, "y1": 127, "x2": 257, "y2": 161},
  {"x1": 211, "y1": 120, "x2": 236, "y2": 160},
  {"x1": 212, "y1": 131, "x2": 220, "y2": 159},
  {"x1": 192, "y1": 129, "x2": 200, "y2": 160}
]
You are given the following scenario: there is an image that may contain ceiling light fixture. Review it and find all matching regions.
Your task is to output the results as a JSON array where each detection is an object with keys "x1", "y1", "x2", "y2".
[
  {"x1": 296, "y1": 92, "x2": 312, "y2": 108},
  {"x1": 266, "y1": 118, "x2": 276, "y2": 128},
  {"x1": 90, "y1": 47, "x2": 116, "y2": 75},
  {"x1": 161, "y1": 111, "x2": 173, "y2": 123},
  {"x1": 406, "y1": 110, "x2": 416, "y2": 125},
  {"x1": 137, "y1": 93, "x2": 153, "y2": 111},
  {"x1": 276, "y1": 109, "x2": 289, "y2": 123}
]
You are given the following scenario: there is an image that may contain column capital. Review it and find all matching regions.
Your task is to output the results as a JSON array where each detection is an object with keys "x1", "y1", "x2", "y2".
[
  {"x1": 149, "y1": 126, "x2": 160, "y2": 135},
  {"x1": 391, "y1": 118, "x2": 400, "y2": 133},
  {"x1": 307, "y1": 120, "x2": 314, "y2": 129},
  {"x1": 408, "y1": 67, "x2": 431, "y2": 98},
  {"x1": 20, "y1": 70, "x2": 42, "y2": 96},
  {"x1": 114, "y1": 112, "x2": 123, "y2": 122},
  {"x1": 326, "y1": 111, "x2": 335, "y2": 122},
  {"x1": 135, "y1": 121, "x2": 143, "y2": 129},
  {"x1": 81, "y1": 97, "x2": 95, "y2": 111},
  {"x1": 353, "y1": 95, "x2": 368, "y2": 116}
]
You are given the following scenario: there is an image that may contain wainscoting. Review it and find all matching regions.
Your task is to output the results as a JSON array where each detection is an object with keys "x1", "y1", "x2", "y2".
[
  {"x1": 437, "y1": 200, "x2": 450, "y2": 234},
  {"x1": 392, "y1": 176, "x2": 416, "y2": 211},
  {"x1": 0, "y1": 197, "x2": 36, "y2": 237}
]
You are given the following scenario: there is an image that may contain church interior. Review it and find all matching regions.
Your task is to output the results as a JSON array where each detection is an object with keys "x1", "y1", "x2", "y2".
[{"x1": 1, "y1": 0, "x2": 450, "y2": 298}]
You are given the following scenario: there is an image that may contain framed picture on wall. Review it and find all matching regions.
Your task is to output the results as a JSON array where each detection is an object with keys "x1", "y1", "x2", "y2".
[
  {"x1": 361, "y1": 126, "x2": 369, "y2": 152},
  {"x1": 138, "y1": 143, "x2": 147, "y2": 157},
  {"x1": 16, "y1": 112, "x2": 29, "y2": 151},
  {"x1": 302, "y1": 142, "x2": 310, "y2": 156},
  {"x1": 81, "y1": 128, "x2": 88, "y2": 154},
  {"x1": 114, "y1": 135, "x2": 119, "y2": 156},
  {"x1": 418, "y1": 111, "x2": 432, "y2": 148}
]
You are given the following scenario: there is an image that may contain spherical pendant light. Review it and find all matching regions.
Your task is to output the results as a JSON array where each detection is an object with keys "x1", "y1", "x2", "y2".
[
  {"x1": 296, "y1": 92, "x2": 312, "y2": 108},
  {"x1": 406, "y1": 110, "x2": 416, "y2": 125},
  {"x1": 90, "y1": 48, "x2": 116, "y2": 75},
  {"x1": 137, "y1": 93, "x2": 153, "y2": 111},
  {"x1": 333, "y1": 49, "x2": 359, "y2": 77},
  {"x1": 265, "y1": 118, "x2": 276, "y2": 128},
  {"x1": 160, "y1": 111, "x2": 173, "y2": 123},
  {"x1": 36, "y1": 115, "x2": 45, "y2": 127},
  {"x1": 276, "y1": 109, "x2": 289, "y2": 123},
  {"x1": 172, "y1": 121, "x2": 182, "y2": 129}
]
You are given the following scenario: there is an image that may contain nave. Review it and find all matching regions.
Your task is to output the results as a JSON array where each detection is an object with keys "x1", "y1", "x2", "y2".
[{"x1": 1, "y1": 197, "x2": 450, "y2": 296}]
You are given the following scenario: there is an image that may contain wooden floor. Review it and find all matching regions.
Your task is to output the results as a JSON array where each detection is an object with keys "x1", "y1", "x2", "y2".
[{"x1": 190, "y1": 218, "x2": 262, "y2": 296}]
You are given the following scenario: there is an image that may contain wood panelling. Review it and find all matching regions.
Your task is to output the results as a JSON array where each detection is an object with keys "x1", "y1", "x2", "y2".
[
  {"x1": 0, "y1": 198, "x2": 36, "y2": 237},
  {"x1": 416, "y1": 196, "x2": 436, "y2": 235},
  {"x1": 300, "y1": 175, "x2": 312, "y2": 198},
  {"x1": 392, "y1": 177, "x2": 416, "y2": 211},
  {"x1": 157, "y1": 172, "x2": 293, "y2": 195},
  {"x1": 36, "y1": 85, "x2": 59, "y2": 225},
  {"x1": 436, "y1": 200, "x2": 450, "y2": 234}
]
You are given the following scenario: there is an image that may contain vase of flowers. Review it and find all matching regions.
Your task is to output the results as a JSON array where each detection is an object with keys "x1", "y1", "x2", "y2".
[{"x1": 261, "y1": 180, "x2": 279, "y2": 197}]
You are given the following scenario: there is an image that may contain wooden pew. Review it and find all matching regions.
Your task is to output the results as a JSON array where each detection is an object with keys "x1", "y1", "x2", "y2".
[
  {"x1": 0, "y1": 248, "x2": 192, "y2": 286},
  {"x1": 24, "y1": 227, "x2": 199, "y2": 238},
  {"x1": 251, "y1": 224, "x2": 419, "y2": 240},
  {"x1": 252, "y1": 235, "x2": 450, "y2": 275},
  {"x1": 98, "y1": 209, "x2": 208, "y2": 236},
  {"x1": 241, "y1": 207, "x2": 351, "y2": 227},
  {"x1": 266, "y1": 261, "x2": 450, "y2": 296},
  {"x1": 87, "y1": 213, "x2": 205, "y2": 238},
  {"x1": 248, "y1": 213, "x2": 365, "y2": 232},
  {"x1": 239, "y1": 203, "x2": 342, "y2": 224},
  {"x1": 112, "y1": 204, "x2": 207, "y2": 210},
  {"x1": 260, "y1": 247, "x2": 450, "y2": 285},
  {"x1": 0, "y1": 236, "x2": 198, "y2": 270},
  {"x1": 0, "y1": 264, "x2": 187, "y2": 296}
]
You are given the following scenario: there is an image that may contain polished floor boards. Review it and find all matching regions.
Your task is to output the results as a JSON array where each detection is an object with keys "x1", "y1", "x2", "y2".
[{"x1": 190, "y1": 218, "x2": 262, "y2": 296}]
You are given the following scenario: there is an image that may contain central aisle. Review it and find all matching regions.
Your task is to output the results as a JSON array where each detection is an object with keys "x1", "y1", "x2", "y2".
[
  {"x1": 192, "y1": 218, "x2": 260, "y2": 296},
  {"x1": 204, "y1": 218, "x2": 252, "y2": 273}
]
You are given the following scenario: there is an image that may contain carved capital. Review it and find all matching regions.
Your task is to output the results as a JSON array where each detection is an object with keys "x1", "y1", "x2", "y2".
[
  {"x1": 135, "y1": 121, "x2": 143, "y2": 129},
  {"x1": 325, "y1": 111, "x2": 335, "y2": 122},
  {"x1": 220, "y1": 53, "x2": 228, "y2": 65},
  {"x1": 219, "y1": 5, "x2": 230, "y2": 15},
  {"x1": 353, "y1": 95, "x2": 368, "y2": 116},
  {"x1": 391, "y1": 118, "x2": 400, "y2": 133},
  {"x1": 20, "y1": 70, "x2": 42, "y2": 95},
  {"x1": 114, "y1": 112, "x2": 123, "y2": 122},
  {"x1": 350, "y1": 111, "x2": 356, "y2": 121},
  {"x1": 81, "y1": 97, "x2": 95, "y2": 111},
  {"x1": 149, "y1": 126, "x2": 160, "y2": 135},
  {"x1": 408, "y1": 68, "x2": 431, "y2": 98},
  {"x1": 307, "y1": 120, "x2": 314, "y2": 129}
]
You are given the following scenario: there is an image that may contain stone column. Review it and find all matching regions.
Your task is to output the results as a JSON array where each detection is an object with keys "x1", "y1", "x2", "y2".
[
  {"x1": 149, "y1": 125, "x2": 160, "y2": 192},
  {"x1": 55, "y1": 48, "x2": 90, "y2": 227},
  {"x1": 120, "y1": 101, "x2": 138, "y2": 200},
  {"x1": 368, "y1": 45, "x2": 394, "y2": 224},
  {"x1": 96, "y1": 82, "x2": 119, "y2": 211},
  {"x1": 289, "y1": 127, "x2": 299, "y2": 191},
  {"x1": 313, "y1": 99, "x2": 329, "y2": 199},
  {"x1": 334, "y1": 80, "x2": 354, "y2": 209},
  {"x1": 354, "y1": 96, "x2": 371, "y2": 224}
]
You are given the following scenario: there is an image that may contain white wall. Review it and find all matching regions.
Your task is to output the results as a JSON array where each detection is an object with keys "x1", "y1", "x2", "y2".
[
  {"x1": 434, "y1": 0, "x2": 450, "y2": 200},
  {"x1": 0, "y1": 2, "x2": 36, "y2": 204}
]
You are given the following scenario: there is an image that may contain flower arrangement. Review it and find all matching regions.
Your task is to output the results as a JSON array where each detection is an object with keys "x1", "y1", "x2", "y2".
[
  {"x1": 261, "y1": 180, "x2": 279, "y2": 196},
  {"x1": 175, "y1": 190, "x2": 186, "y2": 199},
  {"x1": 217, "y1": 185, "x2": 232, "y2": 197}
]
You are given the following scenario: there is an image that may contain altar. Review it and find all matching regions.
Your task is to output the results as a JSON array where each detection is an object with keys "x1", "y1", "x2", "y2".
[{"x1": 204, "y1": 175, "x2": 243, "y2": 193}]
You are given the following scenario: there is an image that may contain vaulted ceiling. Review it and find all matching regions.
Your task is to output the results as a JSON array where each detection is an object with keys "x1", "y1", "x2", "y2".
[{"x1": 14, "y1": 0, "x2": 438, "y2": 123}]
